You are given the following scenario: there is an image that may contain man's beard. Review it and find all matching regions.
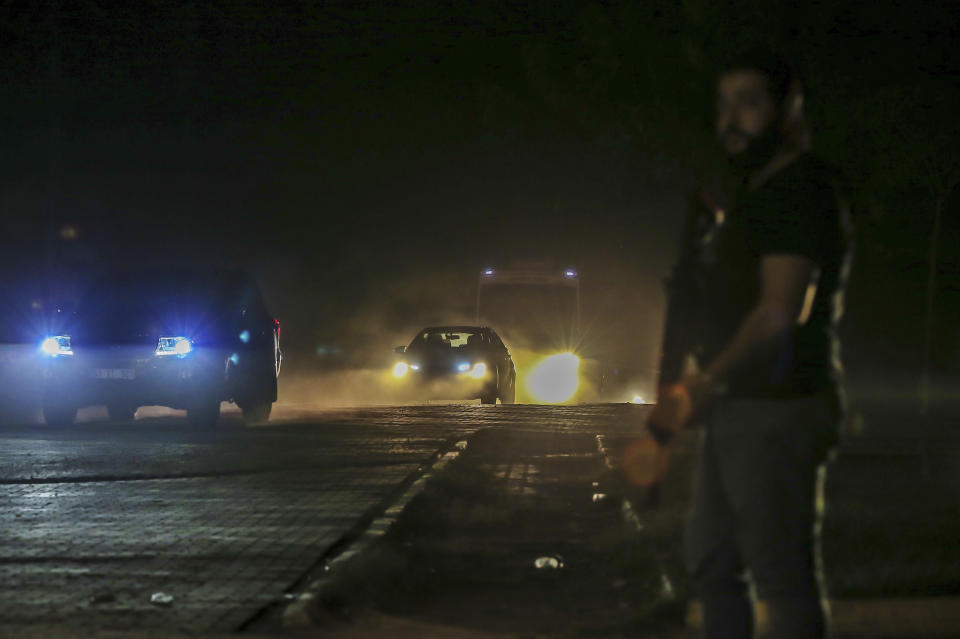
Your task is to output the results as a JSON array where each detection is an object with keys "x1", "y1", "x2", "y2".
[{"x1": 724, "y1": 123, "x2": 783, "y2": 176}]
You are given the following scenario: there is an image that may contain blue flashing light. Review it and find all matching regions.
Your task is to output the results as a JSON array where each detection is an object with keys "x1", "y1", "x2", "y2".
[
  {"x1": 239, "y1": 330, "x2": 251, "y2": 344},
  {"x1": 230, "y1": 352, "x2": 240, "y2": 365}
]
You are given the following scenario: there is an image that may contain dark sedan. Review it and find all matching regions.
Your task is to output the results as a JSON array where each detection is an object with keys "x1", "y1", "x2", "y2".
[{"x1": 392, "y1": 326, "x2": 516, "y2": 404}]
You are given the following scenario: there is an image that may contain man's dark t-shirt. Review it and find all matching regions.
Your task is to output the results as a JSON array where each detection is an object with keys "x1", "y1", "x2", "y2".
[{"x1": 664, "y1": 154, "x2": 852, "y2": 400}]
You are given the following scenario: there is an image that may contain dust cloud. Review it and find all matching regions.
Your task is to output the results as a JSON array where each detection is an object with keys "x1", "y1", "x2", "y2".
[{"x1": 270, "y1": 259, "x2": 662, "y2": 408}]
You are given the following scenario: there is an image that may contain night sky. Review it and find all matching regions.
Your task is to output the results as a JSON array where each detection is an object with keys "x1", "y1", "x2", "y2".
[{"x1": 1, "y1": 1, "x2": 959, "y2": 387}]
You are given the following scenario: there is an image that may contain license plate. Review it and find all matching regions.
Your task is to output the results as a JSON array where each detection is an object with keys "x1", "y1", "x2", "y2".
[{"x1": 92, "y1": 368, "x2": 135, "y2": 380}]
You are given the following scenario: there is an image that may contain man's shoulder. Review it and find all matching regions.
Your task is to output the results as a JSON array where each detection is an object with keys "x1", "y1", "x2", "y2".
[
  {"x1": 773, "y1": 154, "x2": 845, "y2": 198},
  {"x1": 750, "y1": 154, "x2": 844, "y2": 219}
]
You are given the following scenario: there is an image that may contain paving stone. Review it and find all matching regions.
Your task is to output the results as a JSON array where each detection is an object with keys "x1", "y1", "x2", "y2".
[{"x1": 0, "y1": 403, "x2": 650, "y2": 633}]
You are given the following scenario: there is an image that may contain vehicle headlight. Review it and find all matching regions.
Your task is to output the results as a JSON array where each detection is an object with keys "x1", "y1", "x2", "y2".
[
  {"x1": 156, "y1": 336, "x2": 193, "y2": 357},
  {"x1": 526, "y1": 352, "x2": 579, "y2": 403},
  {"x1": 40, "y1": 336, "x2": 73, "y2": 357},
  {"x1": 469, "y1": 362, "x2": 487, "y2": 379},
  {"x1": 393, "y1": 361, "x2": 409, "y2": 378}
]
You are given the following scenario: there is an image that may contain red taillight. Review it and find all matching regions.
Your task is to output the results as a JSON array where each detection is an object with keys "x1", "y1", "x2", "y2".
[{"x1": 274, "y1": 318, "x2": 280, "y2": 337}]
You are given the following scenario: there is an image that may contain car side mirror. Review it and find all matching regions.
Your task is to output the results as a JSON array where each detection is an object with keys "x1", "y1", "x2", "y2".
[{"x1": 394, "y1": 345, "x2": 406, "y2": 354}]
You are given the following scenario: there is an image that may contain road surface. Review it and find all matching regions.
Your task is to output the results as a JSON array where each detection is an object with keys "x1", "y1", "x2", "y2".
[{"x1": 0, "y1": 402, "x2": 645, "y2": 635}]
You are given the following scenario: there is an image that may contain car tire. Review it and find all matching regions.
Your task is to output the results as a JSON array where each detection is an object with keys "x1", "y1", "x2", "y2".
[
  {"x1": 108, "y1": 404, "x2": 137, "y2": 422},
  {"x1": 43, "y1": 401, "x2": 77, "y2": 426},
  {"x1": 480, "y1": 385, "x2": 498, "y2": 405},
  {"x1": 241, "y1": 402, "x2": 272, "y2": 425},
  {"x1": 500, "y1": 378, "x2": 516, "y2": 405},
  {"x1": 187, "y1": 397, "x2": 221, "y2": 428}
]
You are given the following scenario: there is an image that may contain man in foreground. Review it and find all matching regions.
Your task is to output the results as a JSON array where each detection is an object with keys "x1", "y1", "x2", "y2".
[{"x1": 648, "y1": 51, "x2": 853, "y2": 638}]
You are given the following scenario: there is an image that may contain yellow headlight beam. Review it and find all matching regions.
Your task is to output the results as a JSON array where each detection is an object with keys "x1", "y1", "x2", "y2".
[{"x1": 526, "y1": 353, "x2": 579, "y2": 403}]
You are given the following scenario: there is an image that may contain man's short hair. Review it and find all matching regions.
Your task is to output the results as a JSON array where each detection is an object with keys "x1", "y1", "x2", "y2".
[{"x1": 719, "y1": 47, "x2": 801, "y2": 104}]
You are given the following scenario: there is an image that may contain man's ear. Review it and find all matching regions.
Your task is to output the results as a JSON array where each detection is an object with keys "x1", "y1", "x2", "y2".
[
  {"x1": 783, "y1": 77, "x2": 804, "y2": 124},
  {"x1": 781, "y1": 77, "x2": 809, "y2": 149}
]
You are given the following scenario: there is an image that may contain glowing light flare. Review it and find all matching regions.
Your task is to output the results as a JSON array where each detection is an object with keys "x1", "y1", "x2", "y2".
[
  {"x1": 457, "y1": 362, "x2": 471, "y2": 372},
  {"x1": 526, "y1": 353, "x2": 579, "y2": 403},
  {"x1": 632, "y1": 395, "x2": 645, "y2": 405},
  {"x1": 564, "y1": 269, "x2": 577, "y2": 278},
  {"x1": 239, "y1": 330, "x2": 251, "y2": 344},
  {"x1": 156, "y1": 336, "x2": 193, "y2": 357},
  {"x1": 393, "y1": 362, "x2": 409, "y2": 378},
  {"x1": 40, "y1": 337, "x2": 60, "y2": 356},
  {"x1": 482, "y1": 268, "x2": 495, "y2": 276},
  {"x1": 40, "y1": 336, "x2": 73, "y2": 357}
]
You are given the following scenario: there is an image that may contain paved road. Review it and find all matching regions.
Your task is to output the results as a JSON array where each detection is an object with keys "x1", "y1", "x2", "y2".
[{"x1": 0, "y1": 402, "x2": 646, "y2": 635}]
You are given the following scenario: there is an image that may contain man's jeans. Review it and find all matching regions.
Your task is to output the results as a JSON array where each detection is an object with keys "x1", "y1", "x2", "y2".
[{"x1": 685, "y1": 394, "x2": 839, "y2": 639}]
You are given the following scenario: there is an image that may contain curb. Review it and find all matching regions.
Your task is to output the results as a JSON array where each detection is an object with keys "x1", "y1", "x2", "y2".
[
  {"x1": 594, "y1": 434, "x2": 677, "y2": 601},
  {"x1": 281, "y1": 438, "x2": 470, "y2": 628}
]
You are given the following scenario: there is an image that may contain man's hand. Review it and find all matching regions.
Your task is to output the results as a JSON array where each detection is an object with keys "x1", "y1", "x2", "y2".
[
  {"x1": 646, "y1": 372, "x2": 715, "y2": 444},
  {"x1": 621, "y1": 431, "x2": 672, "y2": 489},
  {"x1": 646, "y1": 384, "x2": 693, "y2": 445}
]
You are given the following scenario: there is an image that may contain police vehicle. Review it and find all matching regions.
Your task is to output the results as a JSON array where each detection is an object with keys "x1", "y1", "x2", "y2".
[{"x1": 38, "y1": 268, "x2": 281, "y2": 426}]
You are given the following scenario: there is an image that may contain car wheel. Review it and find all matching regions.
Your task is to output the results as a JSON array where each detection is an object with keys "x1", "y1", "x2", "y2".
[
  {"x1": 500, "y1": 378, "x2": 516, "y2": 405},
  {"x1": 108, "y1": 404, "x2": 137, "y2": 422},
  {"x1": 187, "y1": 397, "x2": 221, "y2": 427},
  {"x1": 43, "y1": 400, "x2": 77, "y2": 426},
  {"x1": 241, "y1": 402, "x2": 272, "y2": 425}
]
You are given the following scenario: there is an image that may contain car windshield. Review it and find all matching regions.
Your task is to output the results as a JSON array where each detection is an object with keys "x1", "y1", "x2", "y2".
[
  {"x1": 72, "y1": 270, "x2": 246, "y2": 342},
  {"x1": 408, "y1": 329, "x2": 483, "y2": 352}
]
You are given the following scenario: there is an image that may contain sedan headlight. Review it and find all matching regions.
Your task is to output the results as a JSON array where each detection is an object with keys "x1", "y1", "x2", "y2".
[
  {"x1": 40, "y1": 336, "x2": 73, "y2": 357},
  {"x1": 468, "y1": 362, "x2": 487, "y2": 379},
  {"x1": 393, "y1": 361, "x2": 409, "y2": 378},
  {"x1": 156, "y1": 336, "x2": 193, "y2": 357}
]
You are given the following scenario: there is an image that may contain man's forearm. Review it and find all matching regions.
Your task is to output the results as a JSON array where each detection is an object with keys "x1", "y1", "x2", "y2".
[
  {"x1": 704, "y1": 304, "x2": 794, "y2": 384},
  {"x1": 658, "y1": 277, "x2": 694, "y2": 387}
]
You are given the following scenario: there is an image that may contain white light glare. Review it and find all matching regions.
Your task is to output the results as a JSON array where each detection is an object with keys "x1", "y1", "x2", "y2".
[
  {"x1": 40, "y1": 336, "x2": 73, "y2": 357},
  {"x1": 156, "y1": 336, "x2": 193, "y2": 357},
  {"x1": 483, "y1": 268, "x2": 495, "y2": 276},
  {"x1": 457, "y1": 362, "x2": 471, "y2": 372},
  {"x1": 393, "y1": 362, "x2": 409, "y2": 378},
  {"x1": 564, "y1": 269, "x2": 577, "y2": 278},
  {"x1": 527, "y1": 353, "x2": 579, "y2": 403},
  {"x1": 469, "y1": 362, "x2": 487, "y2": 379},
  {"x1": 631, "y1": 395, "x2": 645, "y2": 404}
]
